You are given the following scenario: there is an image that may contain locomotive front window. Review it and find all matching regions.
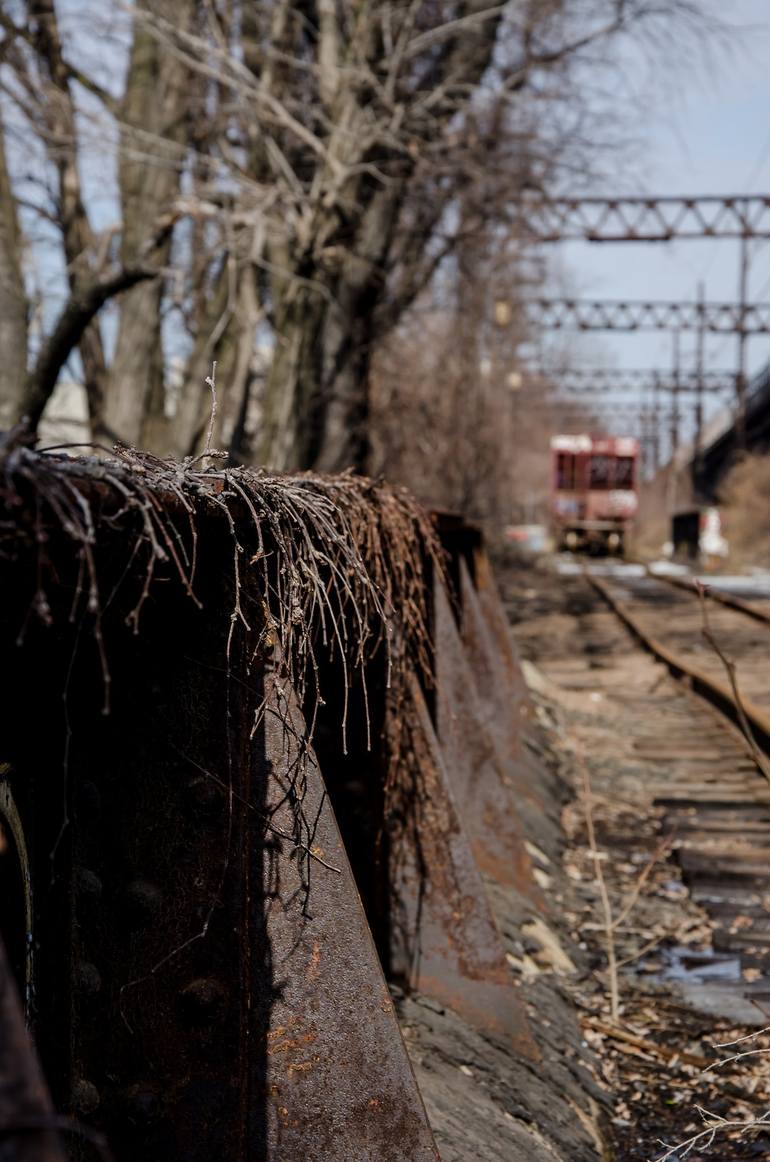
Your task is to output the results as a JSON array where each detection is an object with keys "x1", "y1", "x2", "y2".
[
  {"x1": 556, "y1": 452, "x2": 575, "y2": 489},
  {"x1": 615, "y1": 456, "x2": 634, "y2": 488},
  {"x1": 589, "y1": 455, "x2": 611, "y2": 489}
]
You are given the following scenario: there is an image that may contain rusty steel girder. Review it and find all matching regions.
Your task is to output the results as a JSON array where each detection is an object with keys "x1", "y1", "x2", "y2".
[
  {"x1": 0, "y1": 495, "x2": 439, "y2": 1162},
  {"x1": 0, "y1": 936, "x2": 66, "y2": 1162},
  {"x1": 387, "y1": 677, "x2": 539, "y2": 1060},
  {"x1": 457, "y1": 559, "x2": 545, "y2": 819},
  {"x1": 0, "y1": 455, "x2": 550, "y2": 1162},
  {"x1": 433, "y1": 578, "x2": 540, "y2": 905}
]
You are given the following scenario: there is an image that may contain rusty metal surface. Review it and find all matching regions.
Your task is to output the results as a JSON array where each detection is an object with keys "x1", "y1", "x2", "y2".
[
  {"x1": 0, "y1": 458, "x2": 555, "y2": 1160},
  {"x1": 471, "y1": 550, "x2": 534, "y2": 721},
  {"x1": 0, "y1": 937, "x2": 66, "y2": 1161},
  {"x1": 433, "y1": 578, "x2": 540, "y2": 903},
  {"x1": 457, "y1": 561, "x2": 545, "y2": 814},
  {"x1": 257, "y1": 675, "x2": 440, "y2": 1161},
  {"x1": 0, "y1": 516, "x2": 439, "y2": 1161},
  {"x1": 388, "y1": 677, "x2": 539, "y2": 1060}
]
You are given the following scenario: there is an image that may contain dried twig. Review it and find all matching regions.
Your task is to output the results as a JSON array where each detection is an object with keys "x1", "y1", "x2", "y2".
[
  {"x1": 0, "y1": 439, "x2": 444, "y2": 935},
  {"x1": 204, "y1": 360, "x2": 218, "y2": 458},
  {"x1": 655, "y1": 1107, "x2": 770, "y2": 1161},
  {"x1": 574, "y1": 739, "x2": 620, "y2": 1023}
]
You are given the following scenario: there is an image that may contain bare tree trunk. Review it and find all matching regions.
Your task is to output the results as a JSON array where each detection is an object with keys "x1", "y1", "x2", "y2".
[
  {"x1": 98, "y1": 6, "x2": 191, "y2": 450},
  {"x1": 0, "y1": 116, "x2": 28, "y2": 429},
  {"x1": 29, "y1": 0, "x2": 109, "y2": 429},
  {"x1": 257, "y1": 178, "x2": 404, "y2": 473}
]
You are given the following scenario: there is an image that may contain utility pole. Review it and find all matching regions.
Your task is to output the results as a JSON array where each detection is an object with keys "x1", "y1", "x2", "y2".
[
  {"x1": 693, "y1": 281, "x2": 705, "y2": 488},
  {"x1": 652, "y1": 374, "x2": 661, "y2": 471},
  {"x1": 736, "y1": 227, "x2": 751, "y2": 447},
  {"x1": 670, "y1": 330, "x2": 681, "y2": 458}
]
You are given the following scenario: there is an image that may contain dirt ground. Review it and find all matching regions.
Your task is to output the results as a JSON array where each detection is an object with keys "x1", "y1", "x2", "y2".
[{"x1": 501, "y1": 556, "x2": 770, "y2": 1162}]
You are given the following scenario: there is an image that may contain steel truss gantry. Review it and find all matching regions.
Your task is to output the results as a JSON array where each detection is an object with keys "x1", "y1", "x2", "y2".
[
  {"x1": 520, "y1": 298, "x2": 770, "y2": 334},
  {"x1": 517, "y1": 368, "x2": 735, "y2": 394},
  {"x1": 516, "y1": 195, "x2": 770, "y2": 242}
]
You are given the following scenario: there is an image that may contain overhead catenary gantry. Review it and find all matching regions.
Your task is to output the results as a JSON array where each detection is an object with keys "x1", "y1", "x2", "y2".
[
  {"x1": 520, "y1": 298, "x2": 770, "y2": 334},
  {"x1": 528, "y1": 397, "x2": 674, "y2": 469},
  {"x1": 517, "y1": 368, "x2": 735, "y2": 394},
  {"x1": 516, "y1": 195, "x2": 770, "y2": 242},
  {"x1": 511, "y1": 192, "x2": 770, "y2": 454}
]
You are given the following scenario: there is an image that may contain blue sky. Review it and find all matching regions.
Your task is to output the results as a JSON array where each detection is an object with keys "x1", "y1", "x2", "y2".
[{"x1": 540, "y1": 0, "x2": 770, "y2": 435}]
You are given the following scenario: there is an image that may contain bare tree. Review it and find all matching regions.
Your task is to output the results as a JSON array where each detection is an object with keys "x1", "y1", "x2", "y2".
[
  {"x1": 0, "y1": 112, "x2": 26, "y2": 429},
  {"x1": 0, "y1": 0, "x2": 707, "y2": 473}
]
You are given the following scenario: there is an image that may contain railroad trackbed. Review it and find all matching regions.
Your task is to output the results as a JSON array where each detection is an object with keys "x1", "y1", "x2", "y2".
[
  {"x1": 589, "y1": 565, "x2": 770, "y2": 750},
  {"x1": 507, "y1": 562, "x2": 770, "y2": 1159},
  {"x1": 582, "y1": 563, "x2": 770, "y2": 986}
]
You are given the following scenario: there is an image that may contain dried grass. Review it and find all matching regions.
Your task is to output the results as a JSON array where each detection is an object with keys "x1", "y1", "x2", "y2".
[
  {"x1": 0, "y1": 432, "x2": 444, "y2": 913},
  {"x1": 719, "y1": 452, "x2": 770, "y2": 569}
]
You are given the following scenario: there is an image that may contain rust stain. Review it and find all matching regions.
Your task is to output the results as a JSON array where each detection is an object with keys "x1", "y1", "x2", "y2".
[
  {"x1": 307, "y1": 939, "x2": 322, "y2": 982},
  {"x1": 267, "y1": 1032, "x2": 317, "y2": 1057}
]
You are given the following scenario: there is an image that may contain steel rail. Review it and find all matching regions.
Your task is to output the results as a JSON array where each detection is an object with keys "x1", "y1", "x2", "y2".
[
  {"x1": 642, "y1": 566, "x2": 770, "y2": 626},
  {"x1": 587, "y1": 571, "x2": 770, "y2": 756}
]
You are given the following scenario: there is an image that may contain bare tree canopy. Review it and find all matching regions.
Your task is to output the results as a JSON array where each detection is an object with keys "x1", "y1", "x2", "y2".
[{"x1": 0, "y1": 0, "x2": 708, "y2": 473}]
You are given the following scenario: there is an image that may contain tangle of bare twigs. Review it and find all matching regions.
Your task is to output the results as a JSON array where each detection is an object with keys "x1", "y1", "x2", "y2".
[{"x1": 0, "y1": 431, "x2": 444, "y2": 920}]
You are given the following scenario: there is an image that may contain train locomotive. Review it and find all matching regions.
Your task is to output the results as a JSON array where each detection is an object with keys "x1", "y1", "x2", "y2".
[{"x1": 550, "y1": 434, "x2": 639, "y2": 555}]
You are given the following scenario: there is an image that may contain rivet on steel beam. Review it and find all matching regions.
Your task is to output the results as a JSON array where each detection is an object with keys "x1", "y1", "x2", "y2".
[
  {"x1": 71, "y1": 1079, "x2": 100, "y2": 1116},
  {"x1": 123, "y1": 881, "x2": 163, "y2": 926},
  {"x1": 177, "y1": 978, "x2": 228, "y2": 1026},
  {"x1": 118, "y1": 1085, "x2": 162, "y2": 1127},
  {"x1": 185, "y1": 773, "x2": 224, "y2": 818},
  {"x1": 75, "y1": 868, "x2": 103, "y2": 901},
  {"x1": 74, "y1": 961, "x2": 102, "y2": 996},
  {"x1": 75, "y1": 780, "x2": 101, "y2": 822}
]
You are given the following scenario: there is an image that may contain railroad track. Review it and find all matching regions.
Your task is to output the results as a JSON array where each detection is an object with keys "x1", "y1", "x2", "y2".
[
  {"x1": 588, "y1": 565, "x2": 770, "y2": 749},
  {"x1": 583, "y1": 562, "x2": 770, "y2": 998}
]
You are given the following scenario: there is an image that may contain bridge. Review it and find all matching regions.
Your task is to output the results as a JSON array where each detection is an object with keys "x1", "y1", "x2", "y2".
[{"x1": 691, "y1": 361, "x2": 770, "y2": 500}]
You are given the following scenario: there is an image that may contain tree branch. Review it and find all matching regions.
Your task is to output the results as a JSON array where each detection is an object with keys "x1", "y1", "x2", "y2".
[{"x1": 25, "y1": 266, "x2": 158, "y2": 429}]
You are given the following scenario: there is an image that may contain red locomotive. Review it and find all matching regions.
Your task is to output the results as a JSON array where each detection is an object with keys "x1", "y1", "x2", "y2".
[{"x1": 550, "y1": 434, "x2": 639, "y2": 554}]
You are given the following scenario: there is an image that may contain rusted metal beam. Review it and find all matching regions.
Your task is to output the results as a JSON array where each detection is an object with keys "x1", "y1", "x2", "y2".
[
  {"x1": 388, "y1": 676, "x2": 539, "y2": 1060},
  {"x1": 0, "y1": 519, "x2": 440, "y2": 1162},
  {"x1": 457, "y1": 561, "x2": 546, "y2": 817},
  {"x1": 433, "y1": 577, "x2": 541, "y2": 904},
  {"x1": 0, "y1": 937, "x2": 67, "y2": 1162},
  {"x1": 256, "y1": 676, "x2": 441, "y2": 1160},
  {"x1": 471, "y1": 548, "x2": 533, "y2": 727}
]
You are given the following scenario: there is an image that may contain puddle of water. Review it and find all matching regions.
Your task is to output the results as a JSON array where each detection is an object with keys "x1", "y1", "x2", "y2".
[
  {"x1": 639, "y1": 945, "x2": 769, "y2": 1024},
  {"x1": 657, "y1": 946, "x2": 742, "y2": 983}
]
